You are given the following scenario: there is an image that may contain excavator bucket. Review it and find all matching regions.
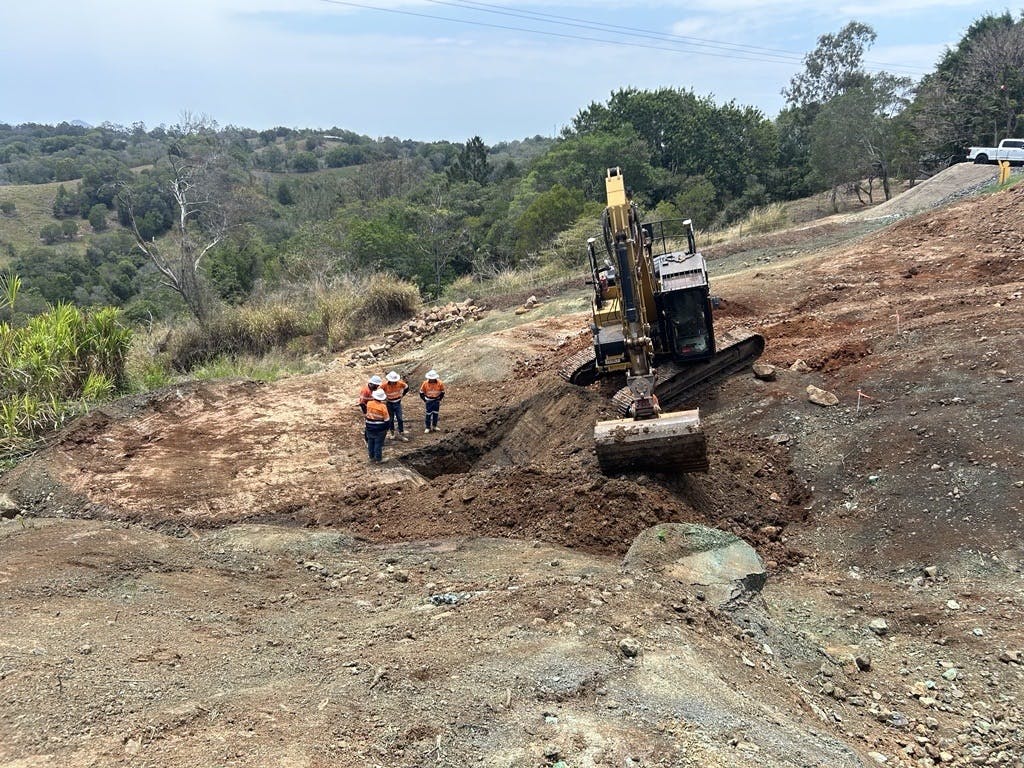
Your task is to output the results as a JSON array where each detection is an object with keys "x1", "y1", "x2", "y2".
[{"x1": 593, "y1": 408, "x2": 709, "y2": 474}]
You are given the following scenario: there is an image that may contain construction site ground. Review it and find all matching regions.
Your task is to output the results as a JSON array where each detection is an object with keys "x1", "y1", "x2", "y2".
[{"x1": 1, "y1": 171, "x2": 1022, "y2": 767}]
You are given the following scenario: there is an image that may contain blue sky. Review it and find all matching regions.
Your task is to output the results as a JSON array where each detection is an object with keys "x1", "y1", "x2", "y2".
[{"x1": 0, "y1": 1, "x2": 1010, "y2": 142}]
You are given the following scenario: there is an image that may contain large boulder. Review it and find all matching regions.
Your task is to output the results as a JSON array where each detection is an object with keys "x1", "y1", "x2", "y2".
[{"x1": 623, "y1": 523, "x2": 766, "y2": 606}]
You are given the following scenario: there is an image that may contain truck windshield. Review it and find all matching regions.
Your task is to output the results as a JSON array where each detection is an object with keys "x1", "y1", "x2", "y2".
[{"x1": 662, "y1": 289, "x2": 710, "y2": 358}]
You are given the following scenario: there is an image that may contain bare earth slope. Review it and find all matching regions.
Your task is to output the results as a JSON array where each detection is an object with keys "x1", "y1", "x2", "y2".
[{"x1": 1, "y1": 183, "x2": 1023, "y2": 767}]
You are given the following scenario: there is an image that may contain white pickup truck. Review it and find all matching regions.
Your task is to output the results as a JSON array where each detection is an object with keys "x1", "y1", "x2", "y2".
[{"x1": 967, "y1": 138, "x2": 1024, "y2": 165}]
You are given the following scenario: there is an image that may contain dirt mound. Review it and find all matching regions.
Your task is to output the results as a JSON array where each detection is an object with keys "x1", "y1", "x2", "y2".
[{"x1": 858, "y1": 162, "x2": 999, "y2": 220}]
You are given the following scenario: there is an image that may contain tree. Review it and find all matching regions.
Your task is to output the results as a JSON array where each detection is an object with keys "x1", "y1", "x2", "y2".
[
  {"x1": 291, "y1": 152, "x2": 319, "y2": 173},
  {"x1": 276, "y1": 181, "x2": 295, "y2": 205},
  {"x1": 120, "y1": 118, "x2": 235, "y2": 323},
  {"x1": 446, "y1": 136, "x2": 491, "y2": 185},
  {"x1": 784, "y1": 22, "x2": 877, "y2": 108},
  {"x1": 52, "y1": 184, "x2": 79, "y2": 218},
  {"x1": 913, "y1": 13, "x2": 1024, "y2": 158},
  {"x1": 809, "y1": 90, "x2": 874, "y2": 211},
  {"x1": 514, "y1": 184, "x2": 585, "y2": 256},
  {"x1": 88, "y1": 203, "x2": 109, "y2": 231},
  {"x1": 61, "y1": 219, "x2": 78, "y2": 240},
  {"x1": 0, "y1": 201, "x2": 14, "y2": 215},
  {"x1": 40, "y1": 222, "x2": 63, "y2": 244}
]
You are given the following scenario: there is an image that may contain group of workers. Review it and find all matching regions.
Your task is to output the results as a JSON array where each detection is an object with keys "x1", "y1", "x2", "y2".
[{"x1": 357, "y1": 369, "x2": 446, "y2": 463}]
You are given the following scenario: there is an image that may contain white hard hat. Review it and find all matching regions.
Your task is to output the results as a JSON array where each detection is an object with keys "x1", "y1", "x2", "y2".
[
  {"x1": 371, "y1": 389, "x2": 387, "y2": 401},
  {"x1": 426, "y1": 369, "x2": 439, "y2": 379},
  {"x1": 368, "y1": 374, "x2": 383, "y2": 386},
  {"x1": 386, "y1": 371, "x2": 400, "y2": 382}
]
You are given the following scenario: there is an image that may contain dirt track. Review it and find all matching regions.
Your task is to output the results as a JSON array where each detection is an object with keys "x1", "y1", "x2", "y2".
[{"x1": 2, "y1": 183, "x2": 1023, "y2": 767}]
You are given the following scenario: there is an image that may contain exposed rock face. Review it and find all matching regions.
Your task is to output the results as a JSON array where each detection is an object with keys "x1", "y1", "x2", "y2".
[{"x1": 623, "y1": 523, "x2": 766, "y2": 606}]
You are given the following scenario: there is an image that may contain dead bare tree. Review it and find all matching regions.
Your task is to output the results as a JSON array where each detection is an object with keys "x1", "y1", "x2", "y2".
[{"x1": 121, "y1": 122, "x2": 232, "y2": 324}]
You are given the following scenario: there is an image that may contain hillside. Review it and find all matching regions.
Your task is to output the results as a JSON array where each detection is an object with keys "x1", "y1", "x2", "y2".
[{"x1": 1, "y1": 178, "x2": 1022, "y2": 766}]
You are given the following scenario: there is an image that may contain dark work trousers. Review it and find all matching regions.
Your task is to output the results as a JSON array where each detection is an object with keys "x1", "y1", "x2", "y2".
[
  {"x1": 386, "y1": 400, "x2": 404, "y2": 434},
  {"x1": 365, "y1": 423, "x2": 388, "y2": 461},
  {"x1": 424, "y1": 399, "x2": 441, "y2": 429}
]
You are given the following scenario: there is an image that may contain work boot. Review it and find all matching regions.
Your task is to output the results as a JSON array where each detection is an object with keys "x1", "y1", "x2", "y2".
[
  {"x1": 424, "y1": 428, "x2": 430, "y2": 434},
  {"x1": 399, "y1": 434, "x2": 409, "y2": 442}
]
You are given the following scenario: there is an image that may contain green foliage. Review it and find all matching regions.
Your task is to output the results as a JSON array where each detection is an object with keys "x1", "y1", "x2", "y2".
[
  {"x1": 0, "y1": 295, "x2": 132, "y2": 454},
  {"x1": 324, "y1": 144, "x2": 365, "y2": 168},
  {"x1": 52, "y1": 184, "x2": 79, "y2": 218},
  {"x1": 673, "y1": 175, "x2": 718, "y2": 229},
  {"x1": 912, "y1": 12, "x2": 1024, "y2": 160},
  {"x1": 446, "y1": 136, "x2": 491, "y2": 184},
  {"x1": 39, "y1": 222, "x2": 63, "y2": 244},
  {"x1": 531, "y1": 127, "x2": 656, "y2": 202},
  {"x1": 784, "y1": 22, "x2": 877, "y2": 108},
  {"x1": 276, "y1": 181, "x2": 294, "y2": 205},
  {"x1": 514, "y1": 184, "x2": 585, "y2": 256},
  {"x1": 0, "y1": 200, "x2": 15, "y2": 215},
  {"x1": 61, "y1": 219, "x2": 78, "y2": 239},
  {"x1": 88, "y1": 203, "x2": 108, "y2": 231},
  {"x1": 291, "y1": 152, "x2": 319, "y2": 173}
]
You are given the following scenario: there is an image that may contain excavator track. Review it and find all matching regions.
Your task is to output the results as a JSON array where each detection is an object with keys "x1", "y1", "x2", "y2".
[
  {"x1": 558, "y1": 347, "x2": 599, "y2": 386},
  {"x1": 611, "y1": 328, "x2": 766, "y2": 415}
]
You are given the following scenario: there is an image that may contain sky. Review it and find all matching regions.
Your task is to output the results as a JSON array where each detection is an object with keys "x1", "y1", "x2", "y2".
[{"x1": 0, "y1": 0, "x2": 1011, "y2": 143}]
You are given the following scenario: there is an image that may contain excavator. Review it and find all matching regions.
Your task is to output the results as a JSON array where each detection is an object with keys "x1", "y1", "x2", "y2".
[{"x1": 559, "y1": 167, "x2": 765, "y2": 474}]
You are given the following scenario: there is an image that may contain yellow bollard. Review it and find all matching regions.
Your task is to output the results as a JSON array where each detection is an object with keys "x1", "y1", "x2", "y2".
[{"x1": 999, "y1": 160, "x2": 1010, "y2": 185}]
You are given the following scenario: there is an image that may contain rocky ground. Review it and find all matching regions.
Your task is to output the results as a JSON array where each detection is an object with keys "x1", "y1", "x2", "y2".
[{"x1": 0, "y1": 180, "x2": 1022, "y2": 767}]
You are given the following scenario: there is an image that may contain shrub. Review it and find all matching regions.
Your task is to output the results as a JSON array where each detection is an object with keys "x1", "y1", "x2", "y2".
[
  {"x1": 0, "y1": 299, "x2": 132, "y2": 454},
  {"x1": 164, "y1": 274, "x2": 422, "y2": 369},
  {"x1": 0, "y1": 201, "x2": 14, "y2": 215}
]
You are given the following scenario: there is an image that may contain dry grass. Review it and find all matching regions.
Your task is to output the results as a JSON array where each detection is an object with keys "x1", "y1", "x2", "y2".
[{"x1": 164, "y1": 274, "x2": 421, "y2": 371}]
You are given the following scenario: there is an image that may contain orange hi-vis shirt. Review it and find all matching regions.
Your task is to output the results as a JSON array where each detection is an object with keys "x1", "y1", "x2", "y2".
[
  {"x1": 420, "y1": 379, "x2": 445, "y2": 400},
  {"x1": 364, "y1": 399, "x2": 390, "y2": 423},
  {"x1": 382, "y1": 380, "x2": 408, "y2": 401},
  {"x1": 358, "y1": 385, "x2": 376, "y2": 407}
]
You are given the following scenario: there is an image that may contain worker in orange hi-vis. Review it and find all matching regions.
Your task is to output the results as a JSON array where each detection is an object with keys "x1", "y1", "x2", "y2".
[
  {"x1": 419, "y1": 369, "x2": 446, "y2": 433},
  {"x1": 364, "y1": 389, "x2": 391, "y2": 463},
  {"x1": 382, "y1": 371, "x2": 409, "y2": 441},
  {"x1": 358, "y1": 374, "x2": 383, "y2": 414}
]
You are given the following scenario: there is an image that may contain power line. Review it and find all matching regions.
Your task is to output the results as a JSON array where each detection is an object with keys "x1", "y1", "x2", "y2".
[
  {"x1": 320, "y1": 0, "x2": 930, "y2": 77},
  {"x1": 427, "y1": 0, "x2": 930, "y2": 74}
]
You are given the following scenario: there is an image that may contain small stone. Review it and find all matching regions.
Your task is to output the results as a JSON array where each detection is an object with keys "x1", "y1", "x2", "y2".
[
  {"x1": 790, "y1": 359, "x2": 811, "y2": 373},
  {"x1": 971, "y1": 627, "x2": 984, "y2": 637},
  {"x1": 868, "y1": 751, "x2": 888, "y2": 764},
  {"x1": 923, "y1": 566, "x2": 938, "y2": 578},
  {"x1": 392, "y1": 570, "x2": 409, "y2": 583},
  {"x1": 806, "y1": 385, "x2": 839, "y2": 407},
  {"x1": 618, "y1": 637, "x2": 642, "y2": 658},
  {"x1": 868, "y1": 618, "x2": 889, "y2": 636},
  {"x1": 941, "y1": 668, "x2": 958, "y2": 681},
  {"x1": 752, "y1": 362, "x2": 777, "y2": 381},
  {"x1": 855, "y1": 655, "x2": 872, "y2": 672},
  {"x1": 997, "y1": 650, "x2": 1020, "y2": 664},
  {"x1": 946, "y1": 600, "x2": 960, "y2": 610},
  {"x1": 79, "y1": 644, "x2": 93, "y2": 655}
]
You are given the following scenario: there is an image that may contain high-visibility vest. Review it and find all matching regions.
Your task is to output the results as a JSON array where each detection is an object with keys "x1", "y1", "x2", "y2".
[
  {"x1": 365, "y1": 400, "x2": 390, "y2": 423},
  {"x1": 358, "y1": 385, "x2": 377, "y2": 406},
  {"x1": 382, "y1": 381, "x2": 408, "y2": 401},
  {"x1": 420, "y1": 379, "x2": 445, "y2": 400}
]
